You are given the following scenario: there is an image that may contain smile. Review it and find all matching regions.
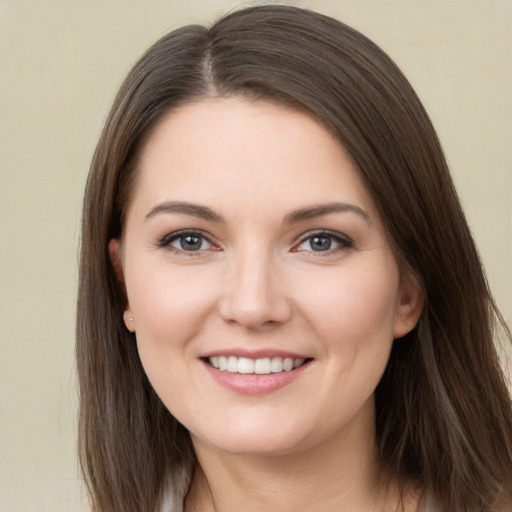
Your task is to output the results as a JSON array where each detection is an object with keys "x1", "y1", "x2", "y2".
[{"x1": 208, "y1": 356, "x2": 306, "y2": 374}]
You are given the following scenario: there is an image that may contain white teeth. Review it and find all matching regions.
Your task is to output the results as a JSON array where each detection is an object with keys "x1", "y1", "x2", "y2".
[
  {"x1": 283, "y1": 358, "x2": 294, "y2": 371},
  {"x1": 270, "y1": 357, "x2": 284, "y2": 373},
  {"x1": 208, "y1": 355, "x2": 307, "y2": 374},
  {"x1": 238, "y1": 357, "x2": 255, "y2": 374},
  {"x1": 227, "y1": 356, "x2": 238, "y2": 372},
  {"x1": 254, "y1": 358, "x2": 270, "y2": 374}
]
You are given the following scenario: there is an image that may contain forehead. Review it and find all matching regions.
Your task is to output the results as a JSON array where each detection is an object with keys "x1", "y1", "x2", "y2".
[{"x1": 131, "y1": 97, "x2": 377, "y2": 220}]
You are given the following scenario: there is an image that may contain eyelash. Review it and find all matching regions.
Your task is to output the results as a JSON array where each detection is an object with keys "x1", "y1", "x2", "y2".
[
  {"x1": 157, "y1": 230, "x2": 217, "y2": 256},
  {"x1": 293, "y1": 230, "x2": 353, "y2": 255},
  {"x1": 157, "y1": 229, "x2": 353, "y2": 255}
]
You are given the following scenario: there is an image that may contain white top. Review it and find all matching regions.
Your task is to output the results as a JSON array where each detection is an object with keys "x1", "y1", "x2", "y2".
[
  {"x1": 159, "y1": 475, "x2": 438, "y2": 512},
  {"x1": 159, "y1": 471, "x2": 187, "y2": 512}
]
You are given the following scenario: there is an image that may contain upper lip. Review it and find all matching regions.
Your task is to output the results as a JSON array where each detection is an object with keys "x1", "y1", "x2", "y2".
[{"x1": 199, "y1": 348, "x2": 311, "y2": 359}]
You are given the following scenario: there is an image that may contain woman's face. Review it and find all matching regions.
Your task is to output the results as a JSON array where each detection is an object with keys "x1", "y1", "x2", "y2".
[{"x1": 111, "y1": 98, "x2": 422, "y2": 457}]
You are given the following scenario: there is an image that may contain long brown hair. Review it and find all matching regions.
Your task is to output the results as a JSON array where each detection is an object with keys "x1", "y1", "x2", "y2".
[{"x1": 77, "y1": 5, "x2": 512, "y2": 511}]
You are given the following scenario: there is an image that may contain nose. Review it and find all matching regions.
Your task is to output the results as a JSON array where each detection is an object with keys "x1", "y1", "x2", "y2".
[{"x1": 219, "y1": 250, "x2": 292, "y2": 329}]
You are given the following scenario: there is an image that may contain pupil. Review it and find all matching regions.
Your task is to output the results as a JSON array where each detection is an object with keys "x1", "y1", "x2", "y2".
[
  {"x1": 180, "y1": 235, "x2": 201, "y2": 250},
  {"x1": 311, "y1": 236, "x2": 331, "y2": 251}
]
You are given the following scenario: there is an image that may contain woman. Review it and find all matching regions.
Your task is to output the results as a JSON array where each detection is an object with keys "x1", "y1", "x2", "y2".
[{"x1": 77, "y1": 5, "x2": 512, "y2": 512}]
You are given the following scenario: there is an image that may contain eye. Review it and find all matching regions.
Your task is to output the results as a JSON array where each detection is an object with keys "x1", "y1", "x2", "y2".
[
  {"x1": 159, "y1": 230, "x2": 214, "y2": 252},
  {"x1": 294, "y1": 231, "x2": 352, "y2": 253}
]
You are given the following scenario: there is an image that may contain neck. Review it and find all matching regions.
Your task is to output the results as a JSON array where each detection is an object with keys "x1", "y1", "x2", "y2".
[{"x1": 185, "y1": 404, "x2": 417, "y2": 512}]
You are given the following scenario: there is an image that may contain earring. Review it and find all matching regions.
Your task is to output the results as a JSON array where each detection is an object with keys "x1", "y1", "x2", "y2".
[{"x1": 123, "y1": 311, "x2": 135, "y2": 332}]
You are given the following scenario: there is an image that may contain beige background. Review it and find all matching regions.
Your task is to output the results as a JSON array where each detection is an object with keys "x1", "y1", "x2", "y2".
[{"x1": 0, "y1": 1, "x2": 510, "y2": 510}]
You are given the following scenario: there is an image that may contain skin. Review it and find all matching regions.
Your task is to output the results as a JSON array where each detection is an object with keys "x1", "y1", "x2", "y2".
[{"x1": 110, "y1": 97, "x2": 423, "y2": 511}]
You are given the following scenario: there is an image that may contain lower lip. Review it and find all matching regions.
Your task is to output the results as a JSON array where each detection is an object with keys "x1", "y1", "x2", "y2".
[{"x1": 202, "y1": 360, "x2": 311, "y2": 396}]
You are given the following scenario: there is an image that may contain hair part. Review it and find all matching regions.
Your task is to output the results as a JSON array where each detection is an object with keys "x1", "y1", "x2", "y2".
[{"x1": 77, "y1": 5, "x2": 512, "y2": 512}]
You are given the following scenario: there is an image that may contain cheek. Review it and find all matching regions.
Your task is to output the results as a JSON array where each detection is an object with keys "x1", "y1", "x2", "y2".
[
  {"x1": 299, "y1": 263, "x2": 400, "y2": 349},
  {"x1": 124, "y1": 261, "x2": 221, "y2": 414},
  {"x1": 297, "y1": 264, "x2": 400, "y2": 429},
  {"x1": 125, "y1": 259, "x2": 219, "y2": 355}
]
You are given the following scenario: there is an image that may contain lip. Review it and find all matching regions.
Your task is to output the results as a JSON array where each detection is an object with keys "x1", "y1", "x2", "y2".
[
  {"x1": 199, "y1": 348, "x2": 309, "y2": 359},
  {"x1": 200, "y1": 353, "x2": 313, "y2": 396}
]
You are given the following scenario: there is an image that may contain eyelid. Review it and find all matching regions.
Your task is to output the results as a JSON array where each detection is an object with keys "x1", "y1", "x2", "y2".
[
  {"x1": 156, "y1": 228, "x2": 352, "y2": 255},
  {"x1": 292, "y1": 229, "x2": 353, "y2": 252},
  {"x1": 157, "y1": 229, "x2": 220, "y2": 253}
]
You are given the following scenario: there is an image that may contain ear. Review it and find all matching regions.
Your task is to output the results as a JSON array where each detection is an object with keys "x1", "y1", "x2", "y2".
[
  {"x1": 109, "y1": 239, "x2": 135, "y2": 332},
  {"x1": 393, "y1": 273, "x2": 424, "y2": 339},
  {"x1": 108, "y1": 238, "x2": 125, "y2": 286}
]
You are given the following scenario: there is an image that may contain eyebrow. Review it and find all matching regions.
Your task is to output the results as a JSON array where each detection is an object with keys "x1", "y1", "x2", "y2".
[
  {"x1": 283, "y1": 202, "x2": 371, "y2": 225},
  {"x1": 145, "y1": 201, "x2": 224, "y2": 222},
  {"x1": 144, "y1": 200, "x2": 370, "y2": 225}
]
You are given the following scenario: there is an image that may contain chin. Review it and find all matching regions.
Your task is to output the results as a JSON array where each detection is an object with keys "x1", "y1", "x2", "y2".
[{"x1": 191, "y1": 421, "x2": 313, "y2": 458}]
